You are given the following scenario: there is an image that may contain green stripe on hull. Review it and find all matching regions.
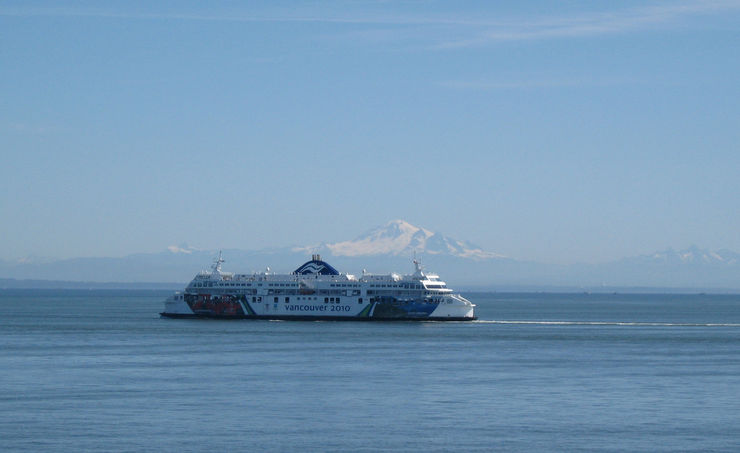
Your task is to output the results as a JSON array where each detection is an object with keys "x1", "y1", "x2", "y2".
[
  {"x1": 357, "y1": 302, "x2": 374, "y2": 317},
  {"x1": 241, "y1": 300, "x2": 256, "y2": 316}
]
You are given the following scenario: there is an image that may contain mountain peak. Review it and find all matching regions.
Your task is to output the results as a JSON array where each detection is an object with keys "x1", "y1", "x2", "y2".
[
  {"x1": 325, "y1": 220, "x2": 429, "y2": 257},
  {"x1": 639, "y1": 246, "x2": 738, "y2": 266},
  {"x1": 324, "y1": 220, "x2": 504, "y2": 260},
  {"x1": 166, "y1": 243, "x2": 199, "y2": 254}
]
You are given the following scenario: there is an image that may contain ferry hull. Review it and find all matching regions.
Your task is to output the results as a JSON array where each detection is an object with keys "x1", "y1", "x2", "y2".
[
  {"x1": 161, "y1": 254, "x2": 477, "y2": 321},
  {"x1": 160, "y1": 312, "x2": 477, "y2": 321},
  {"x1": 162, "y1": 293, "x2": 476, "y2": 321}
]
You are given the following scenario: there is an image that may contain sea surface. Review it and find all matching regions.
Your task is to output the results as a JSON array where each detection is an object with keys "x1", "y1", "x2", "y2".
[{"x1": 1, "y1": 290, "x2": 739, "y2": 452}]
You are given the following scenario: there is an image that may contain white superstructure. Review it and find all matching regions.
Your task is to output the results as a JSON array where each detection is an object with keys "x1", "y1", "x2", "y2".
[{"x1": 162, "y1": 253, "x2": 476, "y2": 320}]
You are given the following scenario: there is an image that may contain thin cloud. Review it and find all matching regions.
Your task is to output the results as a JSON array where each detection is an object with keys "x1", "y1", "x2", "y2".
[
  {"x1": 0, "y1": 5, "x2": 509, "y2": 26},
  {"x1": 7, "y1": 122, "x2": 66, "y2": 135},
  {"x1": 436, "y1": 1, "x2": 740, "y2": 48},
  {"x1": 2, "y1": 0, "x2": 739, "y2": 49},
  {"x1": 438, "y1": 76, "x2": 653, "y2": 91}
]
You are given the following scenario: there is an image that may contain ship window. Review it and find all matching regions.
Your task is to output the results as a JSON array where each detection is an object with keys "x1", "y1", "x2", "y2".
[
  {"x1": 285, "y1": 297, "x2": 289, "y2": 303},
  {"x1": 330, "y1": 298, "x2": 334, "y2": 302},
  {"x1": 274, "y1": 297, "x2": 278, "y2": 303},
  {"x1": 336, "y1": 297, "x2": 340, "y2": 303},
  {"x1": 358, "y1": 298, "x2": 363, "y2": 304},
  {"x1": 325, "y1": 298, "x2": 329, "y2": 303}
]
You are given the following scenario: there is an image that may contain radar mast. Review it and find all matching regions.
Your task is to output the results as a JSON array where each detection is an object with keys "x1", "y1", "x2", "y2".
[
  {"x1": 412, "y1": 251, "x2": 425, "y2": 278},
  {"x1": 212, "y1": 251, "x2": 224, "y2": 274}
]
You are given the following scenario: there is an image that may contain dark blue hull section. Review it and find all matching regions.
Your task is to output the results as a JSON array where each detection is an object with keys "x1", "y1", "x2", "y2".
[{"x1": 160, "y1": 312, "x2": 476, "y2": 322}]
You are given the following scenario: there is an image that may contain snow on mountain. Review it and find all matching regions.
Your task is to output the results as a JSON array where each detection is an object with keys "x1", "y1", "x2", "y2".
[
  {"x1": 2, "y1": 221, "x2": 738, "y2": 289},
  {"x1": 324, "y1": 220, "x2": 505, "y2": 260},
  {"x1": 581, "y1": 245, "x2": 740, "y2": 289},
  {"x1": 636, "y1": 246, "x2": 739, "y2": 266},
  {"x1": 166, "y1": 243, "x2": 199, "y2": 254}
]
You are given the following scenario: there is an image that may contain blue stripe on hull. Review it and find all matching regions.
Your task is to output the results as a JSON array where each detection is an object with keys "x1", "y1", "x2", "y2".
[{"x1": 160, "y1": 313, "x2": 476, "y2": 321}]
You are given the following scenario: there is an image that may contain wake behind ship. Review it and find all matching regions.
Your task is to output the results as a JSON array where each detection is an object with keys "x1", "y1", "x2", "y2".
[{"x1": 161, "y1": 253, "x2": 476, "y2": 321}]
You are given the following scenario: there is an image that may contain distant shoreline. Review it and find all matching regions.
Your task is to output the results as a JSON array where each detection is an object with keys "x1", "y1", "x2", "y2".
[
  {"x1": 461, "y1": 285, "x2": 740, "y2": 295},
  {"x1": 1, "y1": 278, "x2": 738, "y2": 295},
  {"x1": 0, "y1": 278, "x2": 182, "y2": 290}
]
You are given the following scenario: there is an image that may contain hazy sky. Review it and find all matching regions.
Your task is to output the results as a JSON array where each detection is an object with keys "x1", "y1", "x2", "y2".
[{"x1": 2, "y1": 0, "x2": 739, "y2": 264}]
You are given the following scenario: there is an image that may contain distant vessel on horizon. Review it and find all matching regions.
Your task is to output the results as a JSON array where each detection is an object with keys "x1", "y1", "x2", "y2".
[{"x1": 160, "y1": 253, "x2": 476, "y2": 321}]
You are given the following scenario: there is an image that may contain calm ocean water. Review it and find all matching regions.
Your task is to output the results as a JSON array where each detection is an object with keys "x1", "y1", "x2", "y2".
[{"x1": 1, "y1": 290, "x2": 739, "y2": 452}]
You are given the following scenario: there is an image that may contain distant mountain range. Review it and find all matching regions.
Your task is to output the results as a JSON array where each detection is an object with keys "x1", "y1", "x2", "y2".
[
  {"x1": 1, "y1": 220, "x2": 738, "y2": 291},
  {"x1": 297, "y1": 220, "x2": 504, "y2": 260}
]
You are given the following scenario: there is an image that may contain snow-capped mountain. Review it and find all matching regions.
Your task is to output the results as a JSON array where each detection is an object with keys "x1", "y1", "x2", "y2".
[
  {"x1": 575, "y1": 245, "x2": 740, "y2": 289},
  {"x1": 1, "y1": 222, "x2": 738, "y2": 290},
  {"x1": 636, "y1": 246, "x2": 739, "y2": 266},
  {"x1": 166, "y1": 243, "x2": 200, "y2": 255},
  {"x1": 309, "y1": 220, "x2": 504, "y2": 260}
]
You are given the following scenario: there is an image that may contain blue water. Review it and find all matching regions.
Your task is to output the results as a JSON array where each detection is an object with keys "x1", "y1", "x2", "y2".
[{"x1": 1, "y1": 291, "x2": 740, "y2": 452}]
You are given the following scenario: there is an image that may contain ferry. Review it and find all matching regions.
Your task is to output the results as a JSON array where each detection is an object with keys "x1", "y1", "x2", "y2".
[{"x1": 161, "y1": 253, "x2": 476, "y2": 321}]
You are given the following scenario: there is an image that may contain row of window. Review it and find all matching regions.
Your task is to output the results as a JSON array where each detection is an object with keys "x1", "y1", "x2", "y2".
[
  {"x1": 268, "y1": 296, "x2": 365, "y2": 304},
  {"x1": 193, "y1": 282, "x2": 262, "y2": 288},
  {"x1": 369, "y1": 283, "x2": 425, "y2": 289},
  {"x1": 271, "y1": 296, "x2": 324, "y2": 303},
  {"x1": 192, "y1": 281, "x2": 439, "y2": 290}
]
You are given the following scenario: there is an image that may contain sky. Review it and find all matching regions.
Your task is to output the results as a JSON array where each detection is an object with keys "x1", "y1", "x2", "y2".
[{"x1": 1, "y1": 0, "x2": 739, "y2": 265}]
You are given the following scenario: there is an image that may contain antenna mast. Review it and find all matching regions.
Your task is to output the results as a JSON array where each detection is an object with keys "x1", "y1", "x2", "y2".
[{"x1": 212, "y1": 250, "x2": 224, "y2": 273}]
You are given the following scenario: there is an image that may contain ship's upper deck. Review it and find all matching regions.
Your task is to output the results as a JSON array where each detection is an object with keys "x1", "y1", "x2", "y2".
[{"x1": 187, "y1": 254, "x2": 452, "y2": 293}]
